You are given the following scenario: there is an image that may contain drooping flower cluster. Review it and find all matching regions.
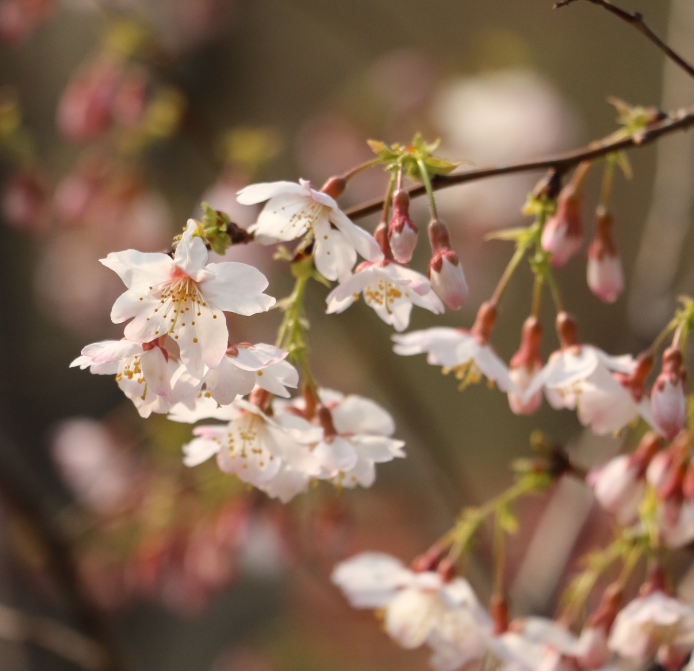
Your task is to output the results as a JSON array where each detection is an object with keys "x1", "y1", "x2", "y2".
[{"x1": 173, "y1": 388, "x2": 405, "y2": 502}]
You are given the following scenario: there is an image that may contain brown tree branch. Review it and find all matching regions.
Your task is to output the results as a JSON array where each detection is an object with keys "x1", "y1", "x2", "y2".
[
  {"x1": 345, "y1": 105, "x2": 694, "y2": 220},
  {"x1": 555, "y1": 0, "x2": 694, "y2": 81}
]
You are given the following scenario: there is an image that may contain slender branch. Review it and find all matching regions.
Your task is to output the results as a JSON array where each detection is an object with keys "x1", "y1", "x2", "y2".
[
  {"x1": 345, "y1": 105, "x2": 694, "y2": 220},
  {"x1": 555, "y1": 0, "x2": 694, "y2": 81}
]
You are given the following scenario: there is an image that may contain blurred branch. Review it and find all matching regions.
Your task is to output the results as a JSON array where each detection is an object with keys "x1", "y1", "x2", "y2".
[
  {"x1": 554, "y1": 0, "x2": 694, "y2": 81},
  {"x1": 345, "y1": 105, "x2": 694, "y2": 220},
  {"x1": 0, "y1": 603, "x2": 105, "y2": 670},
  {"x1": 0, "y1": 433, "x2": 124, "y2": 671}
]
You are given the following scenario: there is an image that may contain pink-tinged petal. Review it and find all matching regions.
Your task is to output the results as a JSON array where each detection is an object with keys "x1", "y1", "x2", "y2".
[
  {"x1": 100, "y1": 249, "x2": 174, "y2": 292},
  {"x1": 408, "y1": 286, "x2": 445, "y2": 315},
  {"x1": 543, "y1": 349, "x2": 600, "y2": 389},
  {"x1": 80, "y1": 339, "x2": 143, "y2": 364},
  {"x1": 314, "y1": 438, "x2": 359, "y2": 476},
  {"x1": 139, "y1": 347, "x2": 172, "y2": 397},
  {"x1": 591, "y1": 348, "x2": 637, "y2": 375},
  {"x1": 123, "y1": 310, "x2": 163, "y2": 344},
  {"x1": 313, "y1": 218, "x2": 357, "y2": 282},
  {"x1": 326, "y1": 268, "x2": 378, "y2": 305},
  {"x1": 230, "y1": 343, "x2": 287, "y2": 371},
  {"x1": 236, "y1": 180, "x2": 308, "y2": 205},
  {"x1": 254, "y1": 360, "x2": 298, "y2": 397},
  {"x1": 206, "y1": 358, "x2": 255, "y2": 404},
  {"x1": 216, "y1": 419, "x2": 282, "y2": 484},
  {"x1": 475, "y1": 347, "x2": 513, "y2": 392},
  {"x1": 251, "y1": 193, "x2": 313, "y2": 243},
  {"x1": 110, "y1": 291, "x2": 158, "y2": 325},
  {"x1": 330, "y1": 208, "x2": 382, "y2": 261},
  {"x1": 378, "y1": 264, "x2": 431, "y2": 296},
  {"x1": 332, "y1": 395, "x2": 395, "y2": 436},
  {"x1": 202, "y1": 262, "x2": 275, "y2": 315},
  {"x1": 174, "y1": 220, "x2": 209, "y2": 279},
  {"x1": 182, "y1": 437, "x2": 220, "y2": 466},
  {"x1": 351, "y1": 435, "x2": 405, "y2": 462},
  {"x1": 177, "y1": 305, "x2": 227, "y2": 378}
]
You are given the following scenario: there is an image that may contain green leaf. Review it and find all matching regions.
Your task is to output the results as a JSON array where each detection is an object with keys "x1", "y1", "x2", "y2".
[
  {"x1": 613, "y1": 151, "x2": 632, "y2": 180},
  {"x1": 424, "y1": 156, "x2": 461, "y2": 175},
  {"x1": 485, "y1": 226, "x2": 530, "y2": 242}
]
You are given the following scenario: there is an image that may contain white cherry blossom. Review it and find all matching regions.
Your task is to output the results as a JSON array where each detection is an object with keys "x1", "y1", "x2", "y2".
[
  {"x1": 71, "y1": 337, "x2": 180, "y2": 417},
  {"x1": 313, "y1": 392, "x2": 405, "y2": 488},
  {"x1": 181, "y1": 399, "x2": 322, "y2": 499},
  {"x1": 393, "y1": 327, "x2": 512, "y2": 392},
  {"x1": 236, "y1": 179, "x2": 381, "y2": 282},
  {"x1": 101, "y1": 219, "x2": 275, "y2": 379},
  {"x1": 326, "y1": 259, "x2": 444, "y2": 332},
  {"x1": 588, "y1": 454, "x2": 647, "y2": 525},
  {"x1": 608, "y1": 592, "x2": 694, "y2": 664}
]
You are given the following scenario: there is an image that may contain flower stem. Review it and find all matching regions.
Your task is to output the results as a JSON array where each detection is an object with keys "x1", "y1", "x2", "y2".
[
  {"x1": 532, "y1": 274, "x2": 544, "y2": 318},
  {"x1": 381, "y1": 169, "x2": 397, "y2": 224},
  {"x1": 493, "y1": 511, "x2": 506, "y2": 597},
  {"x1": 417, "y1": 158, "x2": 438, "y2": 219},
  {"x1": 599, "y1": 155, "x2": 616, "y2": 210},
  {"x1": 491, "y1": 241, "x2": 531, "y2": 306},
  {"x1": 545, "y1": 266, "x2": 564, "y2": 314},
  {"x1": 341, "y1": 157, "x2": 382, "y2": 182},
  {"x1": 645, "y1": 317, "x2": 680, "y2": 358},
  {"x1": 276, "y1": 272, "x2": 317, "y2": 395}
]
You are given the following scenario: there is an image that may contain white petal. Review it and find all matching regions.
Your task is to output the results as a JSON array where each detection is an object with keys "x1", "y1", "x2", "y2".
[
  {"x1": 79, "y1": 339, "x2": 143, "y2": 364},
  {"x1": 202, "y1": 262, "x2": 275, "y2": 315},
  {"x1": 182, "y1": 436, "x2": 221, "y2": 466},
  {"x1": 100, "y1": 250, "x2": 174, "y2": 292},
  {"x1": 236, "y1": 181, "x2": 308, "y2": 204},
  {"x1": 313, "y1": 221, "x2": 357, "y2": 282},
  {"x1": 205, "y1": 357, "x2": 256, "y2": 404},
  {"x1": 332, "y1": 395, "x2": 395, "y2": 436},
  {"x1": 329, "y1": 207, "x2": 382, "y2": 261},
  {"x1": 174, "y1": 220, "x2": 209, "y2": 279}
]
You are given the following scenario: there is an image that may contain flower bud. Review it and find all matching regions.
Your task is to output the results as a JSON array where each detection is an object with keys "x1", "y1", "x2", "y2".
[
  {"x1": 587, "y1": 209, "x2": 624, "y2": 303},
  {"x1": 429, "y1": 250, "x2": 468, "y2": 310},
  {"x1": 388, "y1": 189, "x2": 418, "y2": 263},
  {"x1": 508, "y1": 316, "x2": 543, "y2": 415},
  {"x1": 541, "y1": 184, "x2": 583, "y2": 266},
  {"x1": 652, "y1": 347, "x2": 687, "y2": 441},
  {"x1": 556, "y1": 312, "x2": 579, "y2": 350},
  {"x1": 577, "y1": 585, "x2": 622, "y2": 670},
  {"x1": 427, "y1": 219, "x2": 467, "y2": 310}
]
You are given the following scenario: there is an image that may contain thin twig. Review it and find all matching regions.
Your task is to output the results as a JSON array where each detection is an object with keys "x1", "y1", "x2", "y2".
[
  {"x1": 556, "y1": 0, "x2": 694, "y2": 80},
  {"x1": 345, "y1": 105, "x2": 694, "y2": 220}
]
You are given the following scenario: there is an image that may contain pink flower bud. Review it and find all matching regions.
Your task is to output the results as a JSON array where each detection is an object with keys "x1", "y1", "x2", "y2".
[
  {"x1": 652, "y1": 348, "x2": 687, "y2": 441},
  {"x1": 508, "y1": 316, "x2": 543, "y2": 415},
  {"x1": 587, "y1": 210, "x2": 624, "y2": 303},
  {"x1": 388, "y1": 189, "x2": 418, "y2": 263},
  {"x1": 541, "y1": 184, "x2": 583, "y2": 266},
  {"x1": 429, "y1": 249, "x2": 468, "y2": 310}
]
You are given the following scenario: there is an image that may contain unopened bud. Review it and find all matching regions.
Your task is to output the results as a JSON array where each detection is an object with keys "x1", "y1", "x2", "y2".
[
  {"x1": 556, "y1": 312, "x2": 579, "y2": 350},
  {"x1": 587, "y1": 210, "x2": 624, "y2": 303},
  {"x1": 374, "y1": 221, "x2": 393, "y2": 259},
  {"x1": 541, "y1": 184, "x2": 583, "y2": 266},
  {"x1": 388, "y1": 190, "x2": 418, "y2": 263},
  {"x1": 509, "y1": 317, "x2": 544, "y2": 415},
  {"x1": 320, "y1": 176, "x2": 346, "y2": 200},
  {"x1": 652, "y1": 347, "x2": 687, "y2": 441},
  {"x1": 429, "y1": 249, "x2": 468, "y2": 310}
]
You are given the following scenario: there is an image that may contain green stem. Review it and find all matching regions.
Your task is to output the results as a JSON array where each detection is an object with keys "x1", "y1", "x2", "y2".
[
  {"x1": 491, "y1": 241, "x2": 531, "y2": 305},
  {"x1": 545, "y1": 267, "x2": 564, "y2": 314},
  {"x1": 645, "y1": 317, "x2": 680, "y2": 358},
  {"x1": 532, "y1": 274, "x2": 544, "y2": 318},
  {"x1": 417, "y1": 158, "x2": 438, "y2": 219},
  {"x1": 341, "y1": 157, "x2": 382, "y2": 182},
  {"x1": 382, "y1": 169, "x2": 397, "y2": 224},
  {"x1": 599, "y1": 156, "x2": 616, "y2": 210}
]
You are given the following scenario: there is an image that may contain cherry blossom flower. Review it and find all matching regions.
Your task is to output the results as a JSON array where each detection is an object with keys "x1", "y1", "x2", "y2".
[
  {"x1": 71, "y1": 337, "x2": 181, "y2": 417},
  {"x1": 587, "y1": 434, "x2": 660, "y2": 525},
  {"x1": 181, "y1": 399, "x2": 322, "y2": 500},
  {"x1": 651, "y1": 347, "x2": 687, "y2": 441},
  {"x1": 236, "y1": 179, "x2": 380, "y2": 282},
  {"x1": 541, "y1": 183, "x2": 583, "y2": 267},
  {"x1": 524, "y1": 313, "x2": 651, "y2": 434},
  {"x1": 171, "y1": 343, "x2": 297, "y2": 406},
  {"x1": 587, "y1": 210, "x2": 624, "y2": 303},
  {"x1": 332, "y1": 552, "x2": 492, "y2": 657},
  {"x1": 608, "y1": 592, "x2": 694, "y2": 665},
  {"x1": 312, "y1": 392, "x2": 405, "y2": 488},
  {"x1": 508, "y1": 317, "x2": 544, "y2": 415},
  {"x1": 393, "y1": 302, "x2": 512, "y2": 392},
  {"x1": 326, "y1": 259, "x2": 444, "y2": 331},
  {"x1": 101, "y1": 219, "x2": 275, "y2": 379}
]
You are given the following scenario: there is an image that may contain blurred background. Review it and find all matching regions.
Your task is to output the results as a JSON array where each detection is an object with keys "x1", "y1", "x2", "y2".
[{"x1": 0, "y1": 0, "x2": 692, "y2": 669}]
